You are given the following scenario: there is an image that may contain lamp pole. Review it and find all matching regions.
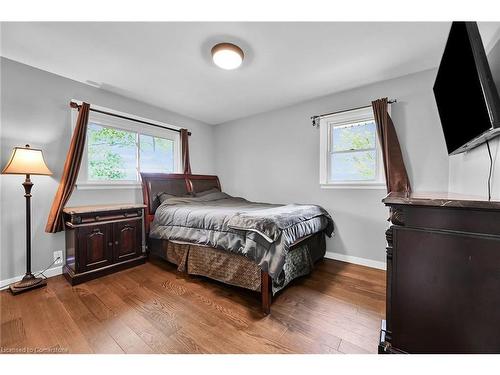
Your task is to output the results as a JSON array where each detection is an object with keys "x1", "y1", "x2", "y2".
[{"x1": 23, "y1": 173, "x2": 33, "y2": 277}]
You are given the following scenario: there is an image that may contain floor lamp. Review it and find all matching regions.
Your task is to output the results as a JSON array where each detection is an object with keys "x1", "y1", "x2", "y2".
[{"x1": 2, "y1": 144, "x2": 52, "y2": 294}]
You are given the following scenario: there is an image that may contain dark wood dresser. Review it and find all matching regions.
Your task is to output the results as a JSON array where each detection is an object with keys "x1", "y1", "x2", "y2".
[
  {"x1": 63, "y1": 204, "x2": 147, "y2": 285},
  {"x1": 379, "y1": 192, "x2": 500, "y2": 354}
]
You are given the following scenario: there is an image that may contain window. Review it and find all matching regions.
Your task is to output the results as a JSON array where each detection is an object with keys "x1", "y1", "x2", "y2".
[
  {"x1": 319, "y1": 106, "x2": 385, "y2": 189},
  {"x1": 73, "y1": 103, "x2": 181, "y2": 189}
]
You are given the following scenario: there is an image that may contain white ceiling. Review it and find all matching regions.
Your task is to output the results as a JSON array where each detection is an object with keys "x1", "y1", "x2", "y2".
[{"x1": 2, "y1": 22, "x2": 500, "y2": 124}]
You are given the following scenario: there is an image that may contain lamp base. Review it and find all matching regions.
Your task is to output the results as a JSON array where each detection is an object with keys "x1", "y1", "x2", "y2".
[{"x1": 9, "y1": 273, "x2": 47, "y2": 295}]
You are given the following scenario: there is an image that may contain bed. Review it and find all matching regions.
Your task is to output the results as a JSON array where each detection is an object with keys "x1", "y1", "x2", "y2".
[{"x1": 141, "y1": 172, "x2": 334, "y2": 314}]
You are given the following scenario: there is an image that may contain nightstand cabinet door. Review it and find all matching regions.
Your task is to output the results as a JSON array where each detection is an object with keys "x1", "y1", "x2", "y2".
[
  {"x1": 78, "y1": 224, "x2": 113, "y2": 272},
  {"x1": 113, "y1": 220, "x2": 142, "y2": 262}
]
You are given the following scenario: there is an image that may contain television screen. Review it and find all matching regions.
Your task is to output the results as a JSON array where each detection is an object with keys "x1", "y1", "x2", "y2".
[{"x1": 433, "y1": 22, "x2": 500, "y2": 155}]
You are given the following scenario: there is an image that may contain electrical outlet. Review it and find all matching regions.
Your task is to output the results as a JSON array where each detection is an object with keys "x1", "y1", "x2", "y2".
[{"x1": 53, "y1": 250, "x2": 63, "y2": 265}]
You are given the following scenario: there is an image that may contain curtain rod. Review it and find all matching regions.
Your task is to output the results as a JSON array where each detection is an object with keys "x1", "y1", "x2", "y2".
[
  {"x1": 311, "y1": 99, "x2": 397, "y2": 127},
  {"x1": 69, "y1": 102, "x2": 191, "y2": 136}
]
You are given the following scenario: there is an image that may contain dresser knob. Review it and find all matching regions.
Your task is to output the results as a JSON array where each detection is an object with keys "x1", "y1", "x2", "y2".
[
  {"x1": 115, "y1": 241, "x2": 119, "y2": 245},
  {"x1": 108, "y1": 242, "x2": 113, "y2": 247}
]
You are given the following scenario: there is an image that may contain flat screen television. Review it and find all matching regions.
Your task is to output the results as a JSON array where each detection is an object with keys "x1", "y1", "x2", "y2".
[{"x1": 433, "y1": 21, "x2": 500, "y2": 155}]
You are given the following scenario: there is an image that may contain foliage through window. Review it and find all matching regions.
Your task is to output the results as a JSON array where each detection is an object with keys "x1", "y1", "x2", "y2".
[
  {"x1": 74, "y1": 105, "x2": 180, "y2": 186},
  {"x1": 330, "y1": 121, "x2": 377, "y2": 181},
  {"x1": 88, "y1": 124, "x2": 138, "y2": 180},
  {"x1": 319, "y1": 106, "x2": 385, "y2": 188}
]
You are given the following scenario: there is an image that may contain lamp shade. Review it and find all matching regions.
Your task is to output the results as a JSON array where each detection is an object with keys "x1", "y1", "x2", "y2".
[{"x1": 1, "y1": 145, "x2": 52, "y2": 176}]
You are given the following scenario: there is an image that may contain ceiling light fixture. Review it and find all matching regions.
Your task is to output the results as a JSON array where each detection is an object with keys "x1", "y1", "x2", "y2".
[{"x1": 211, "y1": 43, "x2": 244, "y2": 70}]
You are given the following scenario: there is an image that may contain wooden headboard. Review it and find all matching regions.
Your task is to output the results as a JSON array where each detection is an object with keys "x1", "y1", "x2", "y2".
[{"x1": 140, "y1": 173, "x2": 221, "y2": 233}]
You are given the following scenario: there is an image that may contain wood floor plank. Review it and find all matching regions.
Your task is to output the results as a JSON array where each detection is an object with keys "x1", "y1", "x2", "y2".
[
  {"x1": 0, "y1": 258, "x2": 385, "y2": 354},
  {"x1": 0, "y1": 291, "x2": 26, "y2": 348},
  {"x1": 38, "y1": 288, "x2": 93, "y2": 353},
  {"x1": 49, "y1": 280, "x2": 125, "y2": 353},
  {"x1": 338, "y1": 339, "x2": 371, "y2": 354},
  {"x1": 278, "y1": 327, "x2": 341, "y2": 354},
  {"x1": 14, "y1": 288, "x2": 64, "y2": 352},
  {"x1": 125, "y1": 269, "x2": 292, "y2": 353},
  {"x1": 85, "y1": 278, "x2": 185, "y2": 353},
  {"x1": 112, "y1": 271, "x2": 244, "y2": 353},
  {"x1": 74, "y1": 282, "x2": 154, "y2": 354}
]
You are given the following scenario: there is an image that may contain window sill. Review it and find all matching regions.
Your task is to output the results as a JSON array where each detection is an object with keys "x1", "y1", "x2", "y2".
[
  {"x1": 76, "y1": 182, "x2": 142, "y2": 190},
  {"x1": 320, "y1": 182, "x2": 386, "y2": 190}
]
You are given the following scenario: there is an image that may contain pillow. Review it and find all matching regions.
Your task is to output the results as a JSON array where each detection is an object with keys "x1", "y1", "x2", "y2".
[
  {"x1": 154, "y1": 192, "x2": 192, "y2": 205},
  {"x1": 194, "y1": 188, "x2": 221, "y2": 197}
]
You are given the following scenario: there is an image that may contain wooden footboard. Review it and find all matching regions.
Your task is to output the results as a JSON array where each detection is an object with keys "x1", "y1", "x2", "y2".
[{"x1": 261, "y1": 271, "x2": 272, "y2": 315}]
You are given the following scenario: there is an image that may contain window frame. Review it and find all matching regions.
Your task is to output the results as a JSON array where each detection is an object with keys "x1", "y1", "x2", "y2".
[
  {"x1": 319, "y1": 106, "x2": 386, "y2": 190},
  {"x1": 71, "y1": 101, "x2": 182, "y2": 190}
]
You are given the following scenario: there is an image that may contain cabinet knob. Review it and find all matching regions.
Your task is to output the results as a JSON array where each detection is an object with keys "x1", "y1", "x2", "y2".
[
  {"x1": 108, "y1": 242, "x2": 113, "y2": 247},
  {"x1": 115, "y1": 241, "x2": 119, "y2": 245}
]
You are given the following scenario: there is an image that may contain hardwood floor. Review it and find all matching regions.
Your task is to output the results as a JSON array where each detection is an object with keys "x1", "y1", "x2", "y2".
[{"x1": 0, "y1": 258, "x2": 385, "y2": 354}]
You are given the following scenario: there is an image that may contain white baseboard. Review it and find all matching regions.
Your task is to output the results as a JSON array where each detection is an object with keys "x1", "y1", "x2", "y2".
[
  {"x1": 325, "y1": 251, "x2": 386, "y2": 270},
  {"x1": 0, "y1": 265, "x2": 63, "y2": 290}
]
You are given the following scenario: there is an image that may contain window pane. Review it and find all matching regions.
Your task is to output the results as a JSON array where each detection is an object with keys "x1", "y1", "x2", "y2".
[
  {"x1": 332, "y1": 121, "x2": 376, "y2": 152},
  {"x1": 139, "y1": 134, "x2": 174, "y2": 173},
  {"x1": 87, "y1": 123, "x2": 137, "y2": 181},
  {"x1": 330, "y1": 150, "x2": 376, "y2": 181}
]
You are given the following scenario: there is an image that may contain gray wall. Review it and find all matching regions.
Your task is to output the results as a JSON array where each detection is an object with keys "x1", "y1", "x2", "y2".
[
  {"x1": 449, "y1": 138, "x2": 500, "y2": 199},
  {"x1": 214, "y1": 69, "x2": 449, "y2": 263},
  {"x1": 0, "y1": 58, "x2": 216, "y2": 281}
]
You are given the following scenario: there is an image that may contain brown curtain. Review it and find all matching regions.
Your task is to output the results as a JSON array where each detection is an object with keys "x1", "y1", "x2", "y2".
[
  {"x1": 181, "y1": 128, "x2": 192, "y2": 175},
  {"x1": 372, "y1": 98, "x2": 411, "y2": 195},
  {"x1": 45, "y1": 102, "x2": 90, "y2": 233}
]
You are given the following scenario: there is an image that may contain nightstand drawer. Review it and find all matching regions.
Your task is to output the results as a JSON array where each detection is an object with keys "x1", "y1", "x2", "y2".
[{"x1": 66, "y1": 208, "x2": 143, "y2": 225}]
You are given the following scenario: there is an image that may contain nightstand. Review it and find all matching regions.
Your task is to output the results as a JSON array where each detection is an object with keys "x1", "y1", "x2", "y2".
[{"x1": 62, "y1": 203, "x2": 147, "y2": 285}]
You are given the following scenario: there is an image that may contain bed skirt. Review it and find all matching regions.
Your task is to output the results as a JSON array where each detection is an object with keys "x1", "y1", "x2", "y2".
[{"x1": 148, "y1": 232, "x2": 326, "y2": 295}]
